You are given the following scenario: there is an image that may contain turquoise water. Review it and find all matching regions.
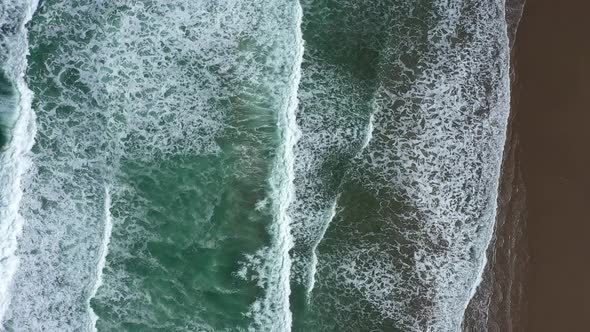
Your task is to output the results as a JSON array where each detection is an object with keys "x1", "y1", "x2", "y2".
[{"x1": 0, "y1": 0, "x2": 511, "y2": 331}]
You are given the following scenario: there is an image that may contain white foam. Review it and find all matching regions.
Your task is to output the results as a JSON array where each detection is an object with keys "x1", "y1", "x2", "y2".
[
  {"x1": 0, "y1": 0, "x2": 38, "y2": 326},
  {"x1": 288, "y1": 46, "x2": 373, "y2": 298},
  {"x1": 360, "y1": 111, "x2": 375, "y2": 152},
  {"x1": 3, "y1": 1, "x2": 234, "y2": 329},
  {"x1": 87, "y1": 185, "x2": 113, "y2": 331},
  {"x1": 0, "y1": 0, "x2": 513, "y2": 330},
  {"x1": 245, "y1": 2, "x2": 304, "y2": 331},
  {"x1": 290, "y1": 0, "x2": 512, "y2": 330},
  {"x1": 6, "y1": 0, "x2": 311, "y2": 330},
  {"x1": 305, "y1": 198, "x2": 337, "y2": 298},
  {"x1": 347, "y1": 3, "x2": 510, "y2": 328}
]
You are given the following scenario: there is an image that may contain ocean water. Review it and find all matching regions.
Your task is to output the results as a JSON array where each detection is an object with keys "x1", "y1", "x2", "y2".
[{"x1": 0, "y1": 0, "x2": 511, "y2": 331}]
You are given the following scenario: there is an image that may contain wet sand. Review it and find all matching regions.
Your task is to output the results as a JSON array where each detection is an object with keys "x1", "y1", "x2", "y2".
[
  {"x1": 463, "y1": 114, "x2": 528, "y2": 332},
  {"x1": 514, "y1": 0, "x2": 590, "y2": 330},
  {"x1": 465, "y1": 0, "x2": 590, "y2": 330},
  {"x1": 462, "y1": 1, "x2": 527, "y2": 331}
]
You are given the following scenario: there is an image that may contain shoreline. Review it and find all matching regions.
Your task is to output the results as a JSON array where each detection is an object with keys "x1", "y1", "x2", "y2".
[
  {"x1": 462, "y1": 105, "x2": 528, "y2": 332},
  {"x1": 462, "y1": 0, "x2": 527, "y2": 330},
  {"x1": 466, "y1": 0, "x2": 590, "y2": 330}
]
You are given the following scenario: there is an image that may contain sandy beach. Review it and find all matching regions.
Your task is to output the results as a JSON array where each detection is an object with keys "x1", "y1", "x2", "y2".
[
  {"x1": 465, "y1": 0, "x2": 590, "y2": 330},
  {"x1": 514, "y1": 0, "x2": 590, "y2": 330}
]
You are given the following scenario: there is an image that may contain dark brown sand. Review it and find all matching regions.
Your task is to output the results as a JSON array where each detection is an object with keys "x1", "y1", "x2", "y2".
[
  {"x1": 514, "y1": 0, "x2": 590, "y2": 330},
  {"x1": 462, "y1": 112, "x2": 528, "y2": 332},
  {"x1": 465, "y1": 0, "x2": 590, "y2": 330}
]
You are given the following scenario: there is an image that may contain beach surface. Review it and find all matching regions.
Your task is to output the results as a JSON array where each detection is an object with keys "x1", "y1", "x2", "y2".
[
  {"x1": 515, "y1": 0, "x2": 590, "y2": 330},
  {"x1": 462, "y1": 1, "x2": 527, "y2": 330}
]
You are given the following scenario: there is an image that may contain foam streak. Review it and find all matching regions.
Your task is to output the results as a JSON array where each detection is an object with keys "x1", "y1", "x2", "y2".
[
  {"x1": 305, "y1": 199, "x2": 337, "y2": 298},
  {"x1": 87, "y1": 185, "x2": 113, "y2": 331},
  {"x1": 0, "y1": 0, "x2": 38, "y2": 325},
  {"x1": 250, "y1": 2, "x2": 304, "y2": 330}
]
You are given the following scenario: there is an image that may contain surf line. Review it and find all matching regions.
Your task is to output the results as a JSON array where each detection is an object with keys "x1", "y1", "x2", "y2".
[
  {"x1": 0, "y1": 0, "x2": 39, "y2": 325},
  {"x1": 252, "y1": 2, "x2": 305, "y2": 331},
  {"x1": 271, "y1": 0, "x2": 305, "y2": 326},
  {"x1": 303, "y1": 198, "x2": 337, "y2": 299},
  {"x1": 459, "y1": 3, "x2": 513, "y2": 329},
  {"x1": 303, "y1": 94, "x2": 376, "y2": 300},
  {"x1": 87, "y1": 184, "x2": 113, "y2": 331}
]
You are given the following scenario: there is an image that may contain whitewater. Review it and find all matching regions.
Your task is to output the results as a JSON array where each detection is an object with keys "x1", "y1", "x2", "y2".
[
  {"x1": 0, "y1": 0, "x2": 513, "y2": 331},
  {"x1": 0, "y1": 0, "x2": 38, "y2": 325}
]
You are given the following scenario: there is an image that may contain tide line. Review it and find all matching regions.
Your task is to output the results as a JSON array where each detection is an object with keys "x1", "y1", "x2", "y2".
[{"x1": 252, "y1": 1, "x2": 305, "y2": 330}]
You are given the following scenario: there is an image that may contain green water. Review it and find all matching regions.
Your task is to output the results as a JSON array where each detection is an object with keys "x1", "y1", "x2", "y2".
[{"x1": 0, "y1": 0, "x2": 512, "y2": 331}]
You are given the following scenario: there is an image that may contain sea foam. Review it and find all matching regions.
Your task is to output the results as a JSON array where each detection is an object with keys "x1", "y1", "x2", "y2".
[
  {"x1": 6, "y1": 0, "x2": 306, "y2": 330},
  {"x1": 0, "y1": 0, "x2": 38, "y2": 327},
  {"x1": 87, "y1": 185, "x2": 113, "y2": 332},
  {"x1": 244, "y1": 2, "x2": 304, "y2": 331},
  {"x1": 290, "y1": 0, "x2": 512, "y2": 331}
]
